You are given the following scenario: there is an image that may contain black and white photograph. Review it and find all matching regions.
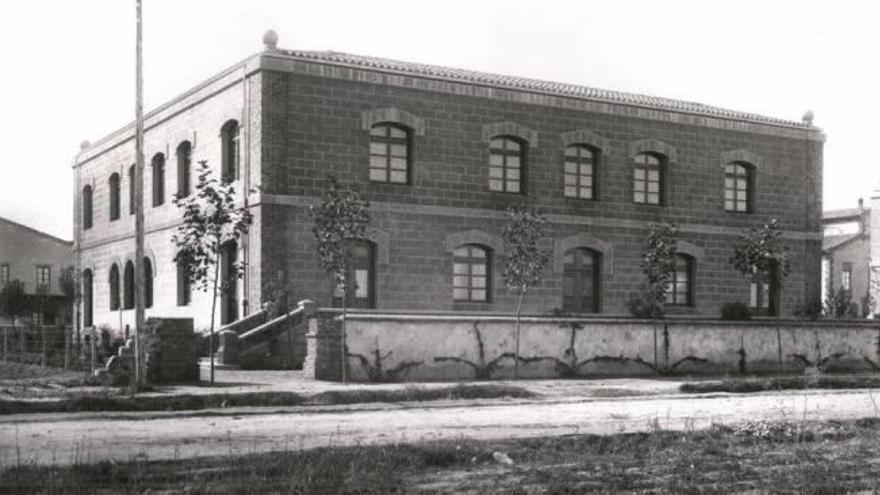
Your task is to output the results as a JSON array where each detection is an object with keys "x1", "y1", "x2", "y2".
[{"x1": 2, "y1": 0, "x2": 880, "y2": 492}]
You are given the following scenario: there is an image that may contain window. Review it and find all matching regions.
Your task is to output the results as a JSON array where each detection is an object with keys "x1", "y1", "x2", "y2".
[
  {"x1": 221, "y1": 120, "x2": 240, "y2": 184},
  {"x1": 331, "y1": 240, "x2": 377, "y2": 309},
  {"x1": 176, "y1": 141, "x2": 192, "y2": 198},
  {"x1": 563, "y1": 145, "x2": 596, "y2": 199},
  {"x1": 488, "y1": 137, "x2": 524, "y2": 193},
  {"x1": 176, "y1": 255, "x2": 191, "y2": 306},
  {"x1": 562, "y1": 248, "x2": 600, "y2": 313},
  {"x1": 109, "y1": 173, "x2": 121, "y2": 221},
  {"x1": 749, "y1": 265, "x2": 778, "y2": 316},
  {"x1": 123, "y1": 260, "x2": 134, "y2": 310},
  {"x1": 666, "y1": 254, "x2": 693, "y2": 306},
  {"x1": 369, "y1": 124, "x2": 410, "y2": 184},
  {"x1": 128, "y1": 165, "x2": 135, "y2": 215},
  {"x1": 725, "y1": 162, "x2": 753, "y2": 212},
  {"x1": 220, "y1": 241, "x2": 238, "y2": 324},
  {"x1": 152, "y1": 153, "x2": 165, "y2": 207},
  {"x1": 633, "y1": 153, "x2": 663, "y2": 205},
  {"x1": 83, "y1": 269, "x2": 93, "y2": 327},
  {"x1": 35, "y1": 265, "x2": 51, "y2": 292},
  {"x1": 0, "y1": 264, "x2": 9, "y2": 284},
  {"x1": 82, "y1": 185, "x2": 93, "y2": 229},
  {"x1": 144, "y1": 257, "x2": 153, "y2": 309},
  {"x1": 842, "y1": 262, "x2": 853, "y2": 292},
  {"x1": 453, "y1": 245, "x2": 491, "y2": 302},
  {"x1": 109, "y1": 264, "x2": 120, "y2": 310}
]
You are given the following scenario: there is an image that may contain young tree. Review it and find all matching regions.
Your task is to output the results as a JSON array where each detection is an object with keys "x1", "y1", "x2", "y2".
[
  {"x1": 637, "y1": 222, "x2": 679, "y2": 318},
  {"x1": 729, "y1": 218, "x2": 791, "y2": 315},
  {"x1": 502, "y1": 204, "x2": 550, "y2": 379},
  {"x1": 0, "y1": 280, "x2": 29, "y2": 360},
  {"x1": 172, "y1": 160, "x2": 253, "y2": 384},
  {"x1": 310, "y1": 176, "x2": 371, "y2": 383}
]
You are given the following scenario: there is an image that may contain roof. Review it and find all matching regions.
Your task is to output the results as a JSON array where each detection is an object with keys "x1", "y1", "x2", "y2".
[
  {"x1": 823, "y1": 233, "x2": 860, "y2": 252},
  {"x1": 0, "y1": 216, "x2": 72, "y2": 245},
  {"x1": 279, "y1": 49, "x2": 815, "y2": 130}
]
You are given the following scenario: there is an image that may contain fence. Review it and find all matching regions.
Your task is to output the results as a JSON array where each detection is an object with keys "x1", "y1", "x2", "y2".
[{"x1": 0, "y1": 325, "x2": 121, "y2": 372}]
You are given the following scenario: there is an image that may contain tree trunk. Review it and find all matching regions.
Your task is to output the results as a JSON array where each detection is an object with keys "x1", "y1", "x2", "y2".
[
  {"x1": 513, "y1": 290, "x2": 525, "y2": 379},
  {"x1": 209, "y1": 249, "x2": 220, "y2": 385}
]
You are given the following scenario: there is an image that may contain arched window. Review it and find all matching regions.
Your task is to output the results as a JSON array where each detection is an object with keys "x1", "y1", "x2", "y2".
[
  {"x1": 369, "y1": 123, "x2": 410, "y2": 184},
  {"x1": 633, "y1": 153, "x2": 664, "y2": 205},
  {"x1": 725, "y1": 162, "x2": 754, "y2": 213},
  {"x1": 152, "y1": 153, "x2": 165, "y2": 207},
  {"x1": 82, "y1": 269, "x2": 93, "y2": 327},
  {"x1": 123, "y1": 260, "x2": 134, "y2": 310},
  {"x1": 109, "y1": 264, "x2": 120, "y2": 310},
  {"x1": 488, "y1": 137, "x2": 525, "y2": 194},
  {"x1": 562, "y1": 248, "x2": 601, "y2": 313},
  {"x1": 220, "y1": 241, "x2": 238, "y2": 324},
  {"x1": 221, "y1": 120, "x2": 240, "y2": 184},
  {"x1": 81, "y1": 185, "x2": 93, "y2": 230},
  {"x1": 144, "y1": 257, "x2": 153, "y2": 309},
  {"x1": 563, "y1": 145, "x2": 597, "y2": 199},
  {"x1": 666, "y1": 254, "x2": 694, "y2": 306},
  {"x1": 176, "y1": 141, "x2": 192, "y2": 198},
  {"x1": 128, "y1": 165, "x2": 135, "y2": 215},
  {"x1": 176, "y1": 254, "x2": 191, "y2": 306},
  {"x1": 109, "y1": 173, "x2": 120, "y2": 221},
  {"x1": 453, "y1": 244, "x2": 491, "y2": 302}
]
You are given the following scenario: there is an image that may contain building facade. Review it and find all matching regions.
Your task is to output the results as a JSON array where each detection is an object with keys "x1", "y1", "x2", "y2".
[
  {"x1": 73, "y1": 33, "x2": 824, "y2": 332},
  {"x1": 0, "y1": 216, "x2": 73, "y2": 325}
]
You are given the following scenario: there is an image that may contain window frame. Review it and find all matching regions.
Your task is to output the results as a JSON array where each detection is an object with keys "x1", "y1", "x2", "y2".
[
  {"x1": 109, "y1": 263, "x2": 120, "y2": 311},
  {"x1": 176, "y1": 141, "x2": 192, "y2": 199},
  {"x1": 666, "y1": 254, "x2": 693, "y2": 306},
  {"x1": 152, "y1": 153, "x2": 165, "y2": 207},
  {"x1": 563, "y1": 144, "x2": 598, "y2": 200},
  {"x1": 221, "y1": 120, "x2": 240, "y2": 184},
  {"x1": 109, "y1": 173, "x2": 121, "y2": 221},
  {"x1": 82, "y1": 185, "x2": 93, "y2": 229},
  {"x1": 724, "y1": 161, "x2": 754, "y2": 213},
  {"x1": 488, "y1": 136, "x2": 526, "y2": 194},
  {"x1": 453, "y1": 244, "x2": 492, "y2": 303},
  {"x1": 368, "y1": 123, "x2": 411, "y2": 185},
  {"x1": 633, "y1": 152, "x2": 665, "y2": 206},
  {"x1": 35, "y1": 265, "x2": 51, "y2": 293}
]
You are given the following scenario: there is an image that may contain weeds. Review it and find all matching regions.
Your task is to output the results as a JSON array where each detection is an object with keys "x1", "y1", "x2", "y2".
[{"x1": 680, "y1": 374, "x2": 880, "y2": 394}]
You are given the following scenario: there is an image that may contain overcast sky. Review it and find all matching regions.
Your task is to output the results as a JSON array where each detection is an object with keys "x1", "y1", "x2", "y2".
[{"x1": 1, "y1": 0, "x2": 876, "y2": 240}]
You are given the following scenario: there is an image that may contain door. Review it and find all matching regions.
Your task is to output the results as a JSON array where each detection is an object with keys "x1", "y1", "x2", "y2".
[
  {"x1": 562, "y1": 248, "x2": 600, "y2": 313},
  {"x1": 333, "y1": 240, "x2": 376, "y2": 309}
]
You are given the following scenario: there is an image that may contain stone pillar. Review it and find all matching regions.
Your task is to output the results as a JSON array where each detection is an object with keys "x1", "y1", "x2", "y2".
[{"x1": 217, "y1": 330, "x2": 240, "y2": 366}]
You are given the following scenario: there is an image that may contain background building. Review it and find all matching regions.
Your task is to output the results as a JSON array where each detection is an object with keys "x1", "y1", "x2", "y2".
[
  {"x1": 0, "y1": 216, "x2": 73, "y2": 325},
  {"x1": 73, "y1": 33, "x2": 824, "y2": 333}
]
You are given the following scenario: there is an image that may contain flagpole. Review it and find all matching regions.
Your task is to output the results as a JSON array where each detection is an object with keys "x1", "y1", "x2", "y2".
[{"x1": 134, "y1": 0, "x2": 145, "y2": 387}]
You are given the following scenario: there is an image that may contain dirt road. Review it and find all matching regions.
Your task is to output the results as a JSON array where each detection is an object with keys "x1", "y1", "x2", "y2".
[{"x1": 2, "y1": 389, "x2": 878, "y2": 467}]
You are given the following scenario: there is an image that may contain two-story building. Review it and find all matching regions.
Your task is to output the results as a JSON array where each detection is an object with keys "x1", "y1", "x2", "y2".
[{"x1": 73, "y1": 31, "x2": 824, "y2": 333}]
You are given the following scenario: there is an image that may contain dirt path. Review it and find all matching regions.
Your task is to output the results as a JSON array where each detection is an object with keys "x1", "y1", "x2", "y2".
[{"x1": 2, "y1": 389, "x2": 878, "y2": 467}]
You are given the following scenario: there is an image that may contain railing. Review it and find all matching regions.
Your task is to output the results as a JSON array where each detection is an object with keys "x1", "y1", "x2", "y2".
[
  {"x1": 217, "y1": 309, "x2": 268, "y2": 335},
  {"x1": 217, "y1": 300, "x2": 315, "y2": 365}
]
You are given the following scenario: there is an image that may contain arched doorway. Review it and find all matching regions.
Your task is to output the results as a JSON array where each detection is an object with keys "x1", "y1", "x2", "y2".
[
  {"x1": 333, "y1": 240, "x2": 376, "y2": 309},
  {"x1": 562, "y1": 248, "x2": 600, "y2": 313}
]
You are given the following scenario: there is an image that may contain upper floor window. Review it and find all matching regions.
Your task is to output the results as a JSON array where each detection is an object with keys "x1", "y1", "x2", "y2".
[
  {"x1": 666, "y1": 254, "x2": 693, "y2": 306},
  {"x1": 633, "y1": 153, "x2": 664, "y2": 205},
  {"x1": 109, "y1": 263, "x2": 120, "y2": 311},
  {"x1": 725, "y1": 162, "x2": 753, "y2": 213},
  {"x1": 564, "y1": 145, "x2": 596, "y2": 199},
  {"x1": 0, "y1": 263, "x2": 9, "y2": 284},
  {"x1": 128, "y1": 165, "x2": 135, "y2": 215},
  {"x1": 109, "y1": 173, "x2": 121, "y2": 221},
  {"x1": 369, "y1": 124, "x2": 410, "y2": 184},
  {"x1": 176, "y1": 141, "x2": 192, "y2": 198},
  {"x1": 152, "y1": 153, "x2": 165, "y2": 207},
  {"x1": 489, "y1": 137, "x2": 524, "y2": 194},
  {"x1": 35, "y1": 265, "x2": 51, "y2": 293},
  {"x1": 82, "y1": 185, "x2": 93, "y2": 229},
  {"x1": 453, "y1": 244, "x2": 491, "y2": 302},
  {"x1": 221, "y1": 120, "x2": 240, "y2": 184}
]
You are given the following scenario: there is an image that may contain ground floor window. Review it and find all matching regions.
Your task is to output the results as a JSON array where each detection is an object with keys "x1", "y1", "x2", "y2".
[
  {"x1": 562, "y1": 247, "x2": 600, "y2": 313},
  {"x1": 453, "y1": 244, "x2": 490, "y2": 302},
  {"x1": 332, "y1": 239, "x2": 376, "y2": 309}
]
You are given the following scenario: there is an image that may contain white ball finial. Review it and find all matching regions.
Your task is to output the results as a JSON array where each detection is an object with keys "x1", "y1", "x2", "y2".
[
  {"x1": 263, "y1": 30, "x2": 278, "y2": 51},
  {"x1": 802, "y1": 110, "x2": 814, "y2": 125},
  {"x1": 79, "y1": 140, "x2": 91, "y2": 150}
]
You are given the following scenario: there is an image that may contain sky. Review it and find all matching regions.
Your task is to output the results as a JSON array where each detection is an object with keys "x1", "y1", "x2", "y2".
[{"x1": 0, "y1": 0, "x2": 877, "y2": 240}]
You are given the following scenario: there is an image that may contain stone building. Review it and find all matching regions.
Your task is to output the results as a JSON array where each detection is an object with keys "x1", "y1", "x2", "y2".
[
  {"x1": 73, "y1": 32, "x2": 824, "y2": 333},
  {"x1": 0, "y1": 216, "x2": 73, "y2": 325}
]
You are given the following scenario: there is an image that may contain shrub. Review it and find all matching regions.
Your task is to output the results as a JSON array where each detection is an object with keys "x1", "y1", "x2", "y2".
[
  {"x1": 826, "y1": 286, "x2": 855, "y2": 319},
  {"x1": 626, "y1": 290, "x2": 663, "y2": 318},
  {"x1": 720, "y1": 302, "x2": 751, "y2": 320},
  {"x1": 793, "y1": 300, "x2": 823, "y2": 320}
]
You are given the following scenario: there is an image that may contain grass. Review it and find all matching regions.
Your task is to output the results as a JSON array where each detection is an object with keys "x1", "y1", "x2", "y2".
[
  {"x1": 0, "y1": 383, "x2": 535, "y2": 415},
  {"x1": 5, "y1": 417, "x2": 880, "y2": 493},
  {"x1": 680, "y1": 374, "x2": 880, "y2": 394},
  {"x1": 0, "y1": 361, "x2": 95, "y2": 387}
]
